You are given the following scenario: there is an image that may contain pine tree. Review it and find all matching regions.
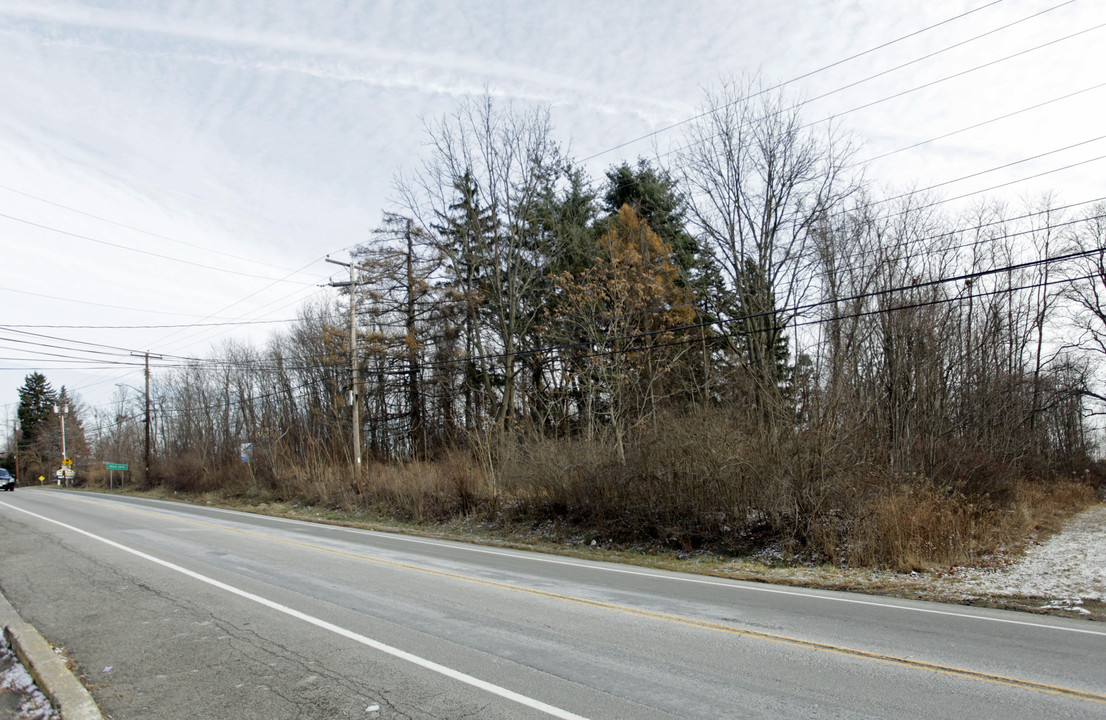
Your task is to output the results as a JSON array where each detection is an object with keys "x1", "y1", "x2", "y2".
[
  {"x1": 17, "y1": 372, "x2": 57, "y2": 448},
  {"x1": 16, "y1": 372, "x2": 58, "y2": 476},
  {"x1": 601, "y1": 158, "x2": 701, "y2": 281}
]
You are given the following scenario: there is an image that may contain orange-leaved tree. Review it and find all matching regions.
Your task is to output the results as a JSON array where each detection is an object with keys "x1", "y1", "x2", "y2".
[{"x1": 553, "y1": 204, "x2": 695, "y2": 459}]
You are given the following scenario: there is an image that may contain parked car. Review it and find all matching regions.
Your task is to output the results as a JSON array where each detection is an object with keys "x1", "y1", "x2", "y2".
[{"x1": 0, "y1": 468, "x2": 15, "y2": 491}]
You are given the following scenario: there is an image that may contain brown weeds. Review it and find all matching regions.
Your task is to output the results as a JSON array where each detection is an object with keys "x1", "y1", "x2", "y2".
[{"x1": 76, "y1": 409, "x2": 1100, "y2": 570}]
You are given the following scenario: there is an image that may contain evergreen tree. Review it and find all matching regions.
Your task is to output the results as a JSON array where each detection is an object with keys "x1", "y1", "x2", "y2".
[
  {"x1": 542, "y1": 165, "x2": 600, "y2": 277},
  {"x1": 17, "y1": 372, "x2": 57, "y2": 449},
  {"x1": 602, "y1": 158, "x2": 730, "y2": 407},
  {"x1": 601, "y1": 158, "x2": 700, "y2": 279},
  {"x1": 16, "y1": 372, "x2": 58, "y2": 476},
  {"x1": 432, "y1": 170, "x2": 499, "y2": 430}
]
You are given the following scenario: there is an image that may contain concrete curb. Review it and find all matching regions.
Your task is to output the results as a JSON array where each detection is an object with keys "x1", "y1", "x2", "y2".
[{"x1": 0, "y1": 590, "x2": 101, "y2": 720}]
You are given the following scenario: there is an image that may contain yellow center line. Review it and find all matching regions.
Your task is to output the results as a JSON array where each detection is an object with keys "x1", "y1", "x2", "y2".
[{"x1": 64, "y1": 494, "x2": 1106, "y2": 705}]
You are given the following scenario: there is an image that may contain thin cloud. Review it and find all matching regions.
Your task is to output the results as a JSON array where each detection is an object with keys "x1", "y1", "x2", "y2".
[{"x1": 0, "y1": 2, "x2": 689, "y2": 126}]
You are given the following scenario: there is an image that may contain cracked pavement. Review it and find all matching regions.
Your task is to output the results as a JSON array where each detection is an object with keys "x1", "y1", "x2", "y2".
[
  {"x1": 2, "y1": 490, "x2": 1103, "y2": 720},
  {"x1": 0, "y1": 507, "x2": 451, "y2": 719}
]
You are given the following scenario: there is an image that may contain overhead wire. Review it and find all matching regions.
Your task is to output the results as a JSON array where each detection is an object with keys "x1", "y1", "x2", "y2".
[
  {"x1": 0, "y1": 210, "x2": 319, "y2": 285},
  {"x1": 540, "y1": 269, "x2": 1100, "y2": 367},
  {"x1": 857, "y1": 80, "x2": 1106, "y2": 167},
  {"x1": 23, "y1": 197, "x2": 1098, "y2": 383},
  {"x1": 579, "y1": 0, "x2": 1011, "y2": 162},
  {"x1": 0, "y1": 327, "x2": 157, "y2": 355},
  {"x1": 579, "y1": 4, "x2": 1106, "y2": 291},
  {"x1": 0, "y1": 283, "x2": 275, "y2": 319},
  {"x1": 870, "y1": 135, "x2": 1106, "y2": 209},
  {"x1": 410, "y1": 243, "x2": 1106, "y2": 371},
  {"x1": 12, "y1": 236, "x2": 1103, "y2": 423},
  {"x1": 656, "y1": 16, "x2": 1106, "y2": 163},
  {"x1": 0, "y1": 182, "x2": 323, "y2": 277},
  {"x1": 0, "y1": 319, "x2": 299, "y2": 329},
  {"x1": 148, "y1": 260, "x2": 331, "y2": 352},
  {"x1": 135, "y1": 239, "x2": 1104, "y2": 379}
]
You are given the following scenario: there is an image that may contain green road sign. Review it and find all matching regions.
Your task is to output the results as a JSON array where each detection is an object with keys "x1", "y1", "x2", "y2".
[{"x1": 105, "y1": 463, "x2": 128, "y2": 471}]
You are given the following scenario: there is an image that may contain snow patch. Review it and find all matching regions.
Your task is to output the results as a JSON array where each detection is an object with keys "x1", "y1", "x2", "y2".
[
  {"x1": 0, "y1": 636, "x2": 59, "y2": 720},
  {"x1": 937, "y1": 504, "x2": 1106, "y2": 602}
]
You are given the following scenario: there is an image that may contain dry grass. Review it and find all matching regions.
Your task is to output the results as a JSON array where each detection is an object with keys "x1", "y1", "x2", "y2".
[
  {"x1": 842, "y1": 479, "x2": 1097, "y2": 571},
  {"x1": 75, "y1": 409, "x2": 1102, "y2": 571}
]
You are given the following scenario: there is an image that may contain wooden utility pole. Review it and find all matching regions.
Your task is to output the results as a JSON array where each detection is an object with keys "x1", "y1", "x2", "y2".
[
  {"x1": 129, "y1": 351, "x2": 162, "y2": 484},
  {"x1": 327, "y1": 256, "x2": 363, "y2": 475},
  {"x1": 405, "y1": 219, "x2": 424, "y2": 458}
]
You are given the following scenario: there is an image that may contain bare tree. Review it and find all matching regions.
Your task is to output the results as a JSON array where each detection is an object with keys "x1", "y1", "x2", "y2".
[
  {"x1": 1063, "y1": 203, "x2": 1106, "y2": 414},
  {"x1": 397, "y1": 94, "x2": 569, "y2": 431},
  {"x1": 679, "y1": 74, "x2": 862, "y2": 421}
]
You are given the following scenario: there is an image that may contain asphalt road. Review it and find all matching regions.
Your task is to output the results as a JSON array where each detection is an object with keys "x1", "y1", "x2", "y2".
[{"x1": 0, "y1": 488, "x2": 1103, "y2": 719}]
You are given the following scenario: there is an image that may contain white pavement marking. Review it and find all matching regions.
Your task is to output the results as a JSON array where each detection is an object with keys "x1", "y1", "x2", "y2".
[
  {"x1": 30, "y1": 491, "x2": 1106, "y2": 638},
  {"x1": 0, "y1": 501, "x2": 592, "y2": 720}
]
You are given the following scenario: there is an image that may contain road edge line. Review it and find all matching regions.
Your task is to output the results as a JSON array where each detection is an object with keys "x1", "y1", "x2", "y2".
[{"x1": 1, "y1": 501, "x2": 591, "y2": 720}]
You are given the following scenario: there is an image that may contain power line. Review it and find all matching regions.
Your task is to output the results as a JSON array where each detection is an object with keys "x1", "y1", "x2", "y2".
[
  {"x1": 891, "y1": 154, "x2": 1106, "y2": 217},
  {"x1": 0, "y1": 283, "x2": 278, "y2": 318},
  {"x1": 594, "y1": 74, "x2": 1106, "y2": 286},
  {"x1": 858, "y1": 80, "x2": 1106, "y2": 167},
  {"x1": 0, "y1": 364, "x2": 142, "y2": 371},
  {"x1": 0, "y1": 210, "x2": 318, "y2": 285},
  {"x1": 401, "y1": 243, "x2": 1106, "y2": 372},
  {"x1": 10, "y1": 203, "x2": 1103, "y2": 383},
  {"x1": 0, "y1": 319, "x2": 298, "y2": 329},
  {"x1": 0, "y1": 183, "x2": 318, "y2": 277},
  {"x1": 0, "y1": 327, "x2": 156, "y2": 355},
  {"x1": 78, "y1": 283, "x2": 329, "y2": 402},
  {"x1": 82, "y1": 215, "x2": 1106, "y2": 377},
  {"x1": 872, "y1": 135, "x2": 1106, "y2": 207},
  {"x1": 671, "y1": 152, "x2": 1103, "y2": 295},
  {"x1": 151, "y1": 239, "x2": 1092, "y2": 379},
  {"x1": 0, "y1": 358, "x2": 142, "y2": 367},
  {"x1": 148, "y1": 261, "x2": 329, "y2": 352},
  {"x1": 817, "y1": 197, "x2": 1106, "y2": 288},
  {"x1": 659, "y1": 18, "x2": 1106, "y2": 164},
  {"x1": 154, "y1": 285, "x2": 329, "y2": 354},
  {"x1": 579, "y1": 0, "x2": 1011, "y2": 162},
  {"x1": 552, "y1": 269, "x2": 1099, "y2": 367},
  {"x1": 23, "y1": 248, "x2": 1105, "y2": 425},
  {"x1": 0, "y1": 347, "x2": 138, "y2": 364}
]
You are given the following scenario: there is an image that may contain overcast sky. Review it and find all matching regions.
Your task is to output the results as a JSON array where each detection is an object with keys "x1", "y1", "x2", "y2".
[{"x1": 1, "y1": 0, "x2": 1104, "y2": 428}]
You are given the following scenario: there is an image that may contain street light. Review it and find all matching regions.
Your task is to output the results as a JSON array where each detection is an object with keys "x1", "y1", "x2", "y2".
[{"x1": 53, "y1": 401, "x2": 68, "y2": 486}]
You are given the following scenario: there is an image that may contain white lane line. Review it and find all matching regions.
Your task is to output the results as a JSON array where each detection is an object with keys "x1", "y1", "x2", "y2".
[
  {"x1": 0, "y1": 501, "x2": 591, "y2": 720},
  {"x1": 41, "y1": 491, "x2": 1106, "y2": 638}
]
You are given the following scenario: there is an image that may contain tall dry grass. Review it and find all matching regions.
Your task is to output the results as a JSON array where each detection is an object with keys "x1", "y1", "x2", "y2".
[{"x1": 83, "y1": 408, "x2": 1101, "y2": 570}]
